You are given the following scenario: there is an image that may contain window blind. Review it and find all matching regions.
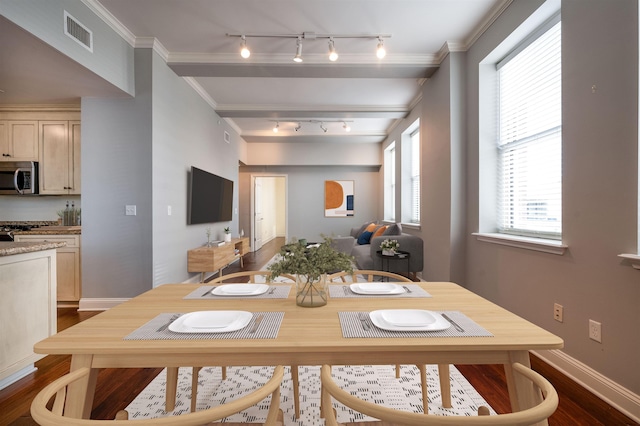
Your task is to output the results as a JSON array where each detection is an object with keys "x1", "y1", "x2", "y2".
[
  {"x1": 410, "y1": 130, "x2": 420, "y2": 224},
  {"x1": 497, "y1": 21, "x2": 561, "y2": 239},
  {"x1": 384, "y1": 143, "x2": 396, "y2": 221}
]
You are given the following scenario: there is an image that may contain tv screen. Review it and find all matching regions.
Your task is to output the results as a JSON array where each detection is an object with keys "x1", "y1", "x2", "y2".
[{"x1": 188, "y1": 166, "x2": 234, "y2": 224}]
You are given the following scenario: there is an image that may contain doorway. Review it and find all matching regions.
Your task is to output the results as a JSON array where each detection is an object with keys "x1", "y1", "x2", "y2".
[{"x1": 251, "y1": 175, "x2": 287, "y2": 252}]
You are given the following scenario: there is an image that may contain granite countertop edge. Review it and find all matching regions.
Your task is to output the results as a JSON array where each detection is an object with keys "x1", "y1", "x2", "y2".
[
  {"x1": 13, "y1": 227, "x2": 82, "y2": 235},
  {"x1": 0, "y1": 241, "x2": 67, "y2": 257}
]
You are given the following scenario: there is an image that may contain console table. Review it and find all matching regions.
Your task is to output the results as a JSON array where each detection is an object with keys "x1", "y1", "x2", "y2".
[{"x1": 187, "y1": 237, "x2": 250, "y2": 282}]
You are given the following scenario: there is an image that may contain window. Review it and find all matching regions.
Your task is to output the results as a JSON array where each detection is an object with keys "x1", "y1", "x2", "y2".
[
  {"x1": 384, "y1": 142, "x2": 396, "y2": 221},
  {"x1": 401, "y1": 119, "x2": 420, "y2": 225},
  {"x1": 497, "y1": 21, "x2": 561, "y2": 240},
  {"x1": 409, "y1": 129, "x2": 421, "y2": 223}
]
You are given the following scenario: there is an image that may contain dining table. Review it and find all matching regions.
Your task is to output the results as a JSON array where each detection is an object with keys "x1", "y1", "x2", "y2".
[{"x1": 33, "y1": 281, "x2": 563, "y2": 423}]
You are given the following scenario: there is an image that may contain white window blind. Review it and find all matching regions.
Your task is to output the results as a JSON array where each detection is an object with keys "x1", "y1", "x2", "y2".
[
  {"x1": 410, "y1": 130, "x2": 420, "y2": 223},
  {"x1": 497, "y1": 21, "x2": 561, "y2": 239},
  {"x1": 384, "y1": 142, "x2": 396, "y2": 221}
]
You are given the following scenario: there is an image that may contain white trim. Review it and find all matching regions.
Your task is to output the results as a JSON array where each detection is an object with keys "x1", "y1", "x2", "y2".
[
  {"x1": 618, "y1": 253, "x2": 640, "y2": 269},
  {"x1": 473, "y1": 232, "x2": 567, "y2": 255},
  {"x1": 0, "y1": 364, "x2": 36, "y2": 391},
  {"x1": 533, "y1": 349, "x2": 640, "y2": 423},
  {"x1": 78, "y1": 298, "x2": 129, "y2": 311}
]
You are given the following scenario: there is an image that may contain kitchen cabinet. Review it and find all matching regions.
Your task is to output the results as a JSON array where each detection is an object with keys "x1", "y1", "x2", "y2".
[
  {"x1": 14, "y1": 234, "x2": 81, "y2": 305},
  {"x1": 0, "y1": 246, "x2": 57, "y2": 389},
  {"x1": 0, "y1": 120, "x2": 38, "y2": 161},
  {"x1": 38, "y1": 121, "x2": 81, "y2": 195}
]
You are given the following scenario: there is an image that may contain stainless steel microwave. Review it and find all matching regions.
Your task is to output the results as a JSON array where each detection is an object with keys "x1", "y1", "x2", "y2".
[{"x1": 0, "y1": 161, "x2": 39, "y2": 195}]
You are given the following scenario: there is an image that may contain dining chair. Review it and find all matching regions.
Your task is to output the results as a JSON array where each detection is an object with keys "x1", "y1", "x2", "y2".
[
  {"x1": 320, "y1": 362, "x2": 559, "y2": 425},
  {"x1": 326, "y1": 269, "x2": 452, "y2": 412},
  {"x1": 31, "y1": 365, "x2": 285, "y2": 425},
  {"x1": 166, "y1": 271, "x2": 299, "y2": 415}
]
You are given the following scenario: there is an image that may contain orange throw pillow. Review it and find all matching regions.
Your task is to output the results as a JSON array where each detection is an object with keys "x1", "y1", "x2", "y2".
[
  {"x1": 364, "y1": 223, "x2": 378, "y2": 233},
  {"x1": 372, "y1": 225, "x2": 388, "y2": 238}
]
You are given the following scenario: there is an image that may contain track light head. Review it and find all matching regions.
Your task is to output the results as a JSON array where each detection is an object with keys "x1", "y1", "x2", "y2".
[
  {"x1": 293, "y1": 37, "x2": 303, "y2": 62},
  {"x1": 240, "y1": 35, "x2": 250, "y2": 59},
  {"x1": 320, "y1": 122, "x2": 327, "y2": 133},
  {"x1": 273, "y1": 122, "x2": 279, "y2": 133},
  {"x1": 328, "y1": 38, "x2": 338, "y2": 62},
  {"x1": 295, "y1": 123, "x2": 302, "y2": 132},
  {"x1": 343, "y1": 122, "x2": 351, "y2": 132},
  {"x1": 376, "y1": 37, "x2": 386, "y2": 59}
]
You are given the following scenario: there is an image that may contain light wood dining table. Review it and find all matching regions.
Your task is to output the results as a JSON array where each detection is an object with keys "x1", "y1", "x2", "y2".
[{"x1": 34, "y1": 281, "x2": 563, "y2": 422}]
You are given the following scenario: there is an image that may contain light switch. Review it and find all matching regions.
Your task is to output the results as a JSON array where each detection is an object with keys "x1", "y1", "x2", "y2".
[
  {"x1": 125, "y1": 205, "x2": 137, "y2": 216},
  {"x1": 167, "y1": 205, "x2": 172, "y2": 216}
]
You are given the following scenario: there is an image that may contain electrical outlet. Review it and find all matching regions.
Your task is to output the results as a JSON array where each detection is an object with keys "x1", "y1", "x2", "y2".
[
  {"x1": 553, "y1": 303, "x2": 563, "y2": 322},
  {"x1": 125, "y1": 205, "x2": 136, "y2": 216},
  {"x1": 589, "y1": 319, "x2": 602, "y2": 343}
]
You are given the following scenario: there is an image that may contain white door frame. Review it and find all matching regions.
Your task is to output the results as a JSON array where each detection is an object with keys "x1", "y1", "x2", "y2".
[{"x1": 250, "y1": 173, "x2": 288, "y2": 252}]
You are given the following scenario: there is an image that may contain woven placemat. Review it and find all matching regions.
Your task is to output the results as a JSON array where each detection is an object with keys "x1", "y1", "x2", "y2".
[
  {"x1": 329, "y1": 284, "x2": 430, "y2": 298},
  {"x1": 184, "y1": 285, "x2": 291, "y2": 299},
  {"x1": 124, "y1": 312, "x2": 284, "y2": 340},
  {"x1": 339, "y1": 311, "x2": 493, "y2": 338}
]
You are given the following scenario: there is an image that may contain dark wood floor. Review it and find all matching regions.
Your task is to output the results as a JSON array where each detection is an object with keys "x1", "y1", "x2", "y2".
[{"x1": 1, "y1": 236, "x2": 637, "y2": 426}]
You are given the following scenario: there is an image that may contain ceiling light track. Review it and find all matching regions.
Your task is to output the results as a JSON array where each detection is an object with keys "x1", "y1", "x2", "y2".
[
  {"x1": 269, "y1": 119, "x2": 353, "y2": 133},
  {"x1": 228, "y1": 32, "x2": 391, "y2": 63}
]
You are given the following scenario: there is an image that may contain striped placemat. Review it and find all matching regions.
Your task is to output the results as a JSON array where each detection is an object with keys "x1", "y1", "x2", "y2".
[
  {"x1": 339, "y1": 311, "x2": 493, "y2": 338},
  {"x1": 124, "y1": 312, "x2": 284, "y2": 340},
  {"x1": 184, "y1": 285, "x2": 291, "y2": 299},
  {"x1": 329, "y1": 284, "x2": 430, "y2": 298}
]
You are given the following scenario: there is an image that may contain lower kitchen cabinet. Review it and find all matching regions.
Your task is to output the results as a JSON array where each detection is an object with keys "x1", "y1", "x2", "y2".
[{"x1": 13, "y1": 234, "x2": 81, "y2": 305}]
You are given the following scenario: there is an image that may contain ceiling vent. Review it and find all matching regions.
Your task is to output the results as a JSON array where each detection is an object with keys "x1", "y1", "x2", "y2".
[{"x1": 64, "y1": 11, "x2": 93, "y2": 52}]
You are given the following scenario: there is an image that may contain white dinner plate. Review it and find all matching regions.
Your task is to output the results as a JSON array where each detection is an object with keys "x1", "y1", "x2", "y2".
[
  {"x1": 212, "y1": 284, "x2": 269, "y2": 296},
  {"x1": 369, "y1": 309, "x2": 451, "y2": 331},
  {"x1": 169, "y1": 310, "x2": 253, "y2": 333},
  {"x1": 349, "y1": 283, "x2": 405, "y2": 295}
]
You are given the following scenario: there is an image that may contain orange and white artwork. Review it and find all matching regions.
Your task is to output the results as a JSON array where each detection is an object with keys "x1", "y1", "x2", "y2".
[{"x1": 325, "y1": 180, "x2": 354, "y2": 217}]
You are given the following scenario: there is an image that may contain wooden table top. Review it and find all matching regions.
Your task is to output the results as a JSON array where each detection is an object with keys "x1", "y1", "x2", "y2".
[{"x1": 34, "y1": 282, "x2": 562, "y2": 368}]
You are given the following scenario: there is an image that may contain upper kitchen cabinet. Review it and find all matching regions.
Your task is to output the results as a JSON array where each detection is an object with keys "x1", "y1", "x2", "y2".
[
  {"x1": 39, "y1": 121, "x2": 81, "y2": 195},
  {"x1": 0, "y1": 120, "x2": 39, "y2": 161}
]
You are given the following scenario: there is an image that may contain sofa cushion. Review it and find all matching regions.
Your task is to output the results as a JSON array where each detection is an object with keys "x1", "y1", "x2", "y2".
[
  {"x1": 383, "y1": 223, "x2": 402, "y2": 236},
  {"x1": 372, "y1": 225, "x2": 388, "y2": 238},
  {"x1": 353, "y1": 222, "x2": 374, "y2": 238},
  {"x1": 357, "y1": 230, "x2": 374, "y2": 245}
]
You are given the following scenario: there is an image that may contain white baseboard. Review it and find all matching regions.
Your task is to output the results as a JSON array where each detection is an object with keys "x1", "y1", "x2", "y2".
[
  {"x1": 533, "y1": 349, "x2": 640, "y2": 423},
  {"x1": 0, "y1": 364, "x2": 36, "y2": 390},
  {"x1": 78, "y1": 298, "x2": 130, "y2": 311}
]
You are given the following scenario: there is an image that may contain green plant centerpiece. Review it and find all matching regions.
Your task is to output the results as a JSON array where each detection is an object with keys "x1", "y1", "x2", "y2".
[{"x1": 268, "y1": 236, "x2": 354, "y2": 307}]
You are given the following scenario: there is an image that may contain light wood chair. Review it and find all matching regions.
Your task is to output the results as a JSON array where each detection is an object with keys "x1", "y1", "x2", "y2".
[
  {"x1": 327, "y1": 269, "x2": 452, "y2": 412},
  {"x1": 31, "y1": 365, "x2": 285, "y2": 425},
  {"x1": 167, "y1": 271, "x2": 298, "y2": 415},
  {"x1": 321, "y1": 362, "x2": 558, "y2": 425}
]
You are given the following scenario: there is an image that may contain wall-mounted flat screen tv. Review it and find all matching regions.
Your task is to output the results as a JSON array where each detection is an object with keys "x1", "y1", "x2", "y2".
[{"x1": 188, "y1": 166, "x2": 233, "y2": 224}]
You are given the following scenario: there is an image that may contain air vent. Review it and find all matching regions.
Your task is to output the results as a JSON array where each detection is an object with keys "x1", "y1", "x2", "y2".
[{"x1": 64, "y1": 11, "x2": 93, "y2": 52}]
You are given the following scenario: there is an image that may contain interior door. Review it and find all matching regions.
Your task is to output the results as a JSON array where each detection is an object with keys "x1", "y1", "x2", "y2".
[{"x1": 254, "y1": 177, "x2": 264, "y2": 251}]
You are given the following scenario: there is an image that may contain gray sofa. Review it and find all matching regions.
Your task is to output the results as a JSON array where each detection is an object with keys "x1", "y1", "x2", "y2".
[{"x1": 331, "y1": 222, "x2": 423, "y2": 275}]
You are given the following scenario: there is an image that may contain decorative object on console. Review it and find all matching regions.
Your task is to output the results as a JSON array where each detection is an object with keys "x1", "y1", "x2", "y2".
[
  {"x1": 224, "y1": 227, "x2": 231, "y2": 242},
  {"x1": 325, "y1": 180, "x2": 354, "y2": 217},
  {"x1": 268, "y1": 237, "x2": 353, "y2": 307},
  {"x1": 380, "y1": 238, "x2": 400, "y2": 256},
  {"x1": 205, "y1": 227, "x2": 212, "y2": 247}
]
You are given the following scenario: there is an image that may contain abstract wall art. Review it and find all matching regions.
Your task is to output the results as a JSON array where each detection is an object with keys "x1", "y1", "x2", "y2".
[{"x1": 325, "y1": 180, "x2": 354, "y2": 217}]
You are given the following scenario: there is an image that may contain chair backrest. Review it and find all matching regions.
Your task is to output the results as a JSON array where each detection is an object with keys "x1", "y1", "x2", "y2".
[
  {"x1": 210, "y1": 270, "x2": 296, "y2": 283},
  {"x1": 31, "y1": 365, "x2": 284, "y2": 426},
  {"x1": 321, "y1": 363, "x2": 558, "y2": 426},
  {"x1": 327, "y1": 269, "x2": 412, "y2": 283}
]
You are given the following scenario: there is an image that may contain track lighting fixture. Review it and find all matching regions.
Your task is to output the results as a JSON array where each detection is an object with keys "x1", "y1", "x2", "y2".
[
  {"x1": 293, "y1": 37, "x2": 303, "y2": 63},
  {"x1": 376, "y1": 37, "x2": 386, "y2": 59},
  {"x1": 240, "y1": 35, "x2": 250, "y2": 59},
  {"x1": 227, "y1": 32, "x2": 390, "y2": 62},
  {"x1": 328, "y1": 38, "x2": 338, "y2": 62},
  {"x1": 268, "y1": 119, "x2": 353, "y2": 133}
]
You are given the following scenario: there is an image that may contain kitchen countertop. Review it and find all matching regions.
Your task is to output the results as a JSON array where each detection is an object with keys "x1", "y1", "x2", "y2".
[
  {"x1": 13, "y1": 226, "x2": 82, "y2": 235},
  {"x1": 0, "y1": 241, "x2": 66, "y2": 257}
]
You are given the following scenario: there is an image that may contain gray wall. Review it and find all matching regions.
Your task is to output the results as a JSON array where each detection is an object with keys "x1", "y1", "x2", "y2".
[
  {"x1": 239, "y1": 166, "x2": 380, "y2": 245},
  {"x1": 462, "y1": 0, "x2": 639, "y2": 394}
]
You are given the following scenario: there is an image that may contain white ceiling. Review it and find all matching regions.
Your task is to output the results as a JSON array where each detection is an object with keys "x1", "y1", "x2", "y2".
[{"x1": 0, "y1": 0, "x2": 510, "y2": 144}]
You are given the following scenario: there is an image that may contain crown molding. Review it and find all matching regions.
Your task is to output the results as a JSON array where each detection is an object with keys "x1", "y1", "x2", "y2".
[
  {"x1": 0, "y1": 104, "x2": 80, "y2": 112},
  {"x1": 464, "y1": 0, "x2": 514, "y2": 48},
  {"x1": 82, "y1": 0, "x2": 136, "y2": 47}
]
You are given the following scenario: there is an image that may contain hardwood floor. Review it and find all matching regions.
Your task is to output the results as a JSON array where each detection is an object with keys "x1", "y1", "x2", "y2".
[{"x1": 1, "y1": 236, "x2": 637, "y2": 426}]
